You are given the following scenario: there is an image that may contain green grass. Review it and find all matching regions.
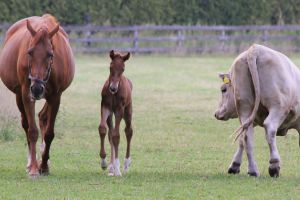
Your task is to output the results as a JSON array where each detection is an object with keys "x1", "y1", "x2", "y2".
[{"x1": 1, "y1": 54, "x2": 300, "y2": 199}]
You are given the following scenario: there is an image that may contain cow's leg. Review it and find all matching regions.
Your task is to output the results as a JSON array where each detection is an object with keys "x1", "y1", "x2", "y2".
[
  {"x1": 123, "y1": 104, "x2": 133, "y2": 173},
  {"x1": 16, "y1": 93, "x2": 31, "y2": 171},
  {"x1": 112, "y1": 108, "x2": 123, "y2": 176},
  {"x1": 242, "y1": 124, "x2": 259, "y2": 176},
  {"x1": 228, "y1": 136, "x2": 244, "y2": 174},
  {"x1": 107, "y1": 114, "x2": 115, "y2": 176},
  {"x1": 263, "y1": 108, "x2": 287, "y2": 177},
  {"x1": 22, "y1": 86, "x2": 39, "y2": 177},
  {"x1": 98, "y1": 106, "x2": 110, "y2": 170},
  {"x1": 39, "y1": 95, "x2": 61, "y2": 175}
]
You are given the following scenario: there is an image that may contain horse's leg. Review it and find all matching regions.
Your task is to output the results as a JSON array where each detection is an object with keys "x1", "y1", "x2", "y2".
[
  {"x1": 38, "y1": 103, "x2": 48, "y2": 155},
  {"x1": 16, "y1": 93, "x2": 31, "y2": 171},
  {"x1": 98, "y1": 106, "x2": 110, "y2": 170},
  {"x1": 112, "y1": 108, "x2": 123, "y2": 176},
  {"x1": 107, "y1": 114, "x2": 115, "y2": 176},
  {"x1": 123, "y1": 104, "x2": 133, "y2": 173},
  {"x1": 22, "y1": 86, "x2": 39, "y2": 177},
  {"x1": 39, "y1": 95, "x2": 61, "y2": 175}
]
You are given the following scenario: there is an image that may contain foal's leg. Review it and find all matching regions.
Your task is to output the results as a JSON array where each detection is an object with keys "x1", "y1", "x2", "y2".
[
  {"x1": 22, "y1": 86, "x2": 39, "y2": 177},
  {"x1": 16, "y1": 93, "x2": 31, "y2": 171},
  {"x1": 107, "y1": 114, "x2": 115, "y2": 176},
  {"x1": 39, "y1": 95, "x2": 61, "y2": 174},
  {"x1": 263, "y1": 108, "x2": 287, "y2": 177},
  {"x1": 123, "y1": 104, "x2": 133, "y2": 173},
  {"x1": 112, "y1": 109, "x2": 123, "y2": 176},
  {"x1": 98, "y1": 106, "x2": 110, "y2": 170}
]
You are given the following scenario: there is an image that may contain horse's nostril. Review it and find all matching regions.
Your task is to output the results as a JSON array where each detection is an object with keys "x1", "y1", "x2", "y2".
[{"x1": 31, "y1": 84, "x2": 44, "y2": 98}]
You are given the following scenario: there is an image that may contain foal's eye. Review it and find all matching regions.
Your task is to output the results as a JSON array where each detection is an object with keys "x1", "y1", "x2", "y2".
[{"x1": 221, "y1": 88, "x2": 227, "y2": 93}]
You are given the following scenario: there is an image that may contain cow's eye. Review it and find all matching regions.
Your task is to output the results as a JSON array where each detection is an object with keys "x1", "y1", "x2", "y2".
[{"x1": 221, "y1": 88, "x2": 227, "y2": 93}]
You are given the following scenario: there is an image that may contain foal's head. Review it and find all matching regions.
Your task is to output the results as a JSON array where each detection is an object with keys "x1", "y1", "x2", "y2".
[
  {"x1": 26, "y1": 20, "x2": 59, "y2": 100},
  {"x1": 108, "y1": 50, "x2": 130, "y2": 94}
]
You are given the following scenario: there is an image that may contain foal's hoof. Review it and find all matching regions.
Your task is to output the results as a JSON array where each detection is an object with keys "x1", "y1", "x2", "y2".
[
  {"x1": 247, "y1": 171, "x2": 259, "y2": 177},
  {"x1": 228, "y1": 162, "x2": 240, "y2": 174},
  {"x1": 269, "y1": 166, "x2": 280, "y2": 177},
  {"x1": 28, "y1": 169, "x2": 40, "y2": 178},
  {"x1": 108, "y1": 164, "x2": 114, "y2": 176},
  {"x1": 101, "y1": 159, "x2": 107, "y2": 170},
  {"x1": 39, "y1": 167, "x2": 49, "y2": 175},
  {"x1": 124, "y1": 157, "x2": 131, "y2": 174}
]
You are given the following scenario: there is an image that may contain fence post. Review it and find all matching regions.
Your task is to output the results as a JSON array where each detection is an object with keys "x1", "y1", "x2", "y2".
[
  {"x1": 219, "y1": 29, "x2": 226, "y2": 52},
  {"x1": 176, "y1": 29, "x2": 184, "y2": 52},
  {"x1": 133, "y1": 27, "x2": 139, "y2": 53},
  {"x1": 262, "y1": 29, "x2": 268, "y2": 43}
]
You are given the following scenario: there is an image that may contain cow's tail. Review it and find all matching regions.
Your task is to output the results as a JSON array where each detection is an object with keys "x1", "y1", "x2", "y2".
[{"x1": 233, "y1": 45, "x2": 260, "y2": 142}]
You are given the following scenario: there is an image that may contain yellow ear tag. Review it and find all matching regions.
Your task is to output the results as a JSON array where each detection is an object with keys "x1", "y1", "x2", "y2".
[{"x1": 223, "y1": 76, "x2": 230, "y2": 84}]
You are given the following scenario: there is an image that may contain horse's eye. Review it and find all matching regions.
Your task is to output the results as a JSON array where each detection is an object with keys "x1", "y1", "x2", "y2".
[
  {"x1": 221, "y1": 88, "x2": 227, "y2": 93},
  {"x1": 27, "y1": 49, "x2": 34, "y2": 56},
  {"x1": 47, "y1": 52, "x2": 54, "y2": 58}
]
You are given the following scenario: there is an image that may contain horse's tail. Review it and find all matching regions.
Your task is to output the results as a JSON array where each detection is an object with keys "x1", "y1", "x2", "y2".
[{"x1": 233, "y1": 45, "x2": 260, "y2": 142}]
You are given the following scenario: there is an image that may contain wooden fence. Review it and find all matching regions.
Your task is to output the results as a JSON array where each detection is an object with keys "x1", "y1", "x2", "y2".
[{"x1": 2, "y1": 24, "x2": 300, "y2": 54}]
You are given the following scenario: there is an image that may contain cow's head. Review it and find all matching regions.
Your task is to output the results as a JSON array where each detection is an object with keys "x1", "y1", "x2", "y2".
[{"x1": 214, "y1": 73, "x2": 238, "y2": 120}]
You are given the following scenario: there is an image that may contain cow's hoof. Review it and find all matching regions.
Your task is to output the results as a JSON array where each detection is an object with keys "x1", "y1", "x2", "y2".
[
  {"x1": 228, "y1": 162, "x2": 240, "y2": 174},
  {"x1": 101, "y1": 159, "x2": 107, "y2": 170},
  {"x1": 247, "y1": 171, "x2": 259, "y2": 177},
  {"x1": 269, "y1": 166, "x2": 280, "y2": 177}
]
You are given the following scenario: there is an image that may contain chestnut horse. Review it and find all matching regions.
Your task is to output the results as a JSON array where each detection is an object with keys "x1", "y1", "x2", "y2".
[
  {"x1": 99, "y1": 50, "x2": 133, "y2": 176},
  {"x1": 0, "y1": 14, "x2": 75, "y2": 177}
]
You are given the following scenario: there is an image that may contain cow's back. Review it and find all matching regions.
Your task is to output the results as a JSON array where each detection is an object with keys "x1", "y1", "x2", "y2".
[{"x1": 231, "y1": 44, "x2": 300, "y2": 128}]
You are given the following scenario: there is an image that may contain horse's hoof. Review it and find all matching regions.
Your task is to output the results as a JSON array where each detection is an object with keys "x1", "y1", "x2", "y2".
[
  {"x1": 101, "y1": 159, "x2": 107, "y2": 170},
  {"x1": 269, "y1": 166, "x2": 280, "y2": 177},
  {"x1": 28, "y1": 170, "x2": 40, "y2": 178},
  {"x1": 39, "y1": 167, "x2": 49, "y2": 176},
  {"x1": 113, "y1": 159, "x2": 122, "y2": 177},
  {"x1": 228, "y1": 162, "x2": 240, "y2": 174},
  {"x1": 247, "y1": 171, "x2": 259, "y2": 177}
]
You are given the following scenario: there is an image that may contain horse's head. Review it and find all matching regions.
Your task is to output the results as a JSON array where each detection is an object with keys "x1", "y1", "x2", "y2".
[
  {"x1": 108, "y1": 50, "x2": 130, "y2": 94},
  {"x1": 26, "y1": 20, "x2": 59, "y2": 100}
]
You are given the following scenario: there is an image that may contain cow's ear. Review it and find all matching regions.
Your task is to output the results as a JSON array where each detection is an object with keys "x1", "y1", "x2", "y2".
[{"x1": 219, "y1": 73, "x2": 231, "y2": 84}]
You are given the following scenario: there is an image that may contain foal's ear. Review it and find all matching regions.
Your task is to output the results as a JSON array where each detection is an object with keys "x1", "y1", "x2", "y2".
[
  {"x1": 122, "y1": 52, "x2": 130, "y2": 61},
  {"x1": 27, "y1": 20, "x2": 36, "y2": 36},
  {"x1": 110, "y1": 50, "x2": 115, "y2": 60},
  {"x1": 49, "y1": 24, "x2": 60, "y2": 38}
]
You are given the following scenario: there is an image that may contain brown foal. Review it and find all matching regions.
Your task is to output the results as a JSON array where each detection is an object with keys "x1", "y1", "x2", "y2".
[{"x1": 98, "y1": 50, "x2": 133, "y2": 176}]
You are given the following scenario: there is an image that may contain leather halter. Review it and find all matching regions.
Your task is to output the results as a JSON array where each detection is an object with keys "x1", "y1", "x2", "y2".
[{"x1": 27, "y1": 50, "x2": 53, "y2": 86}]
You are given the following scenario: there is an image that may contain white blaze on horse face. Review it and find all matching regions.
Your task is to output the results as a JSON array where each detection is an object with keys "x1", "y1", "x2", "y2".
[{"x1": 215, "y1": 83, "x2": 237, "y2": 120}]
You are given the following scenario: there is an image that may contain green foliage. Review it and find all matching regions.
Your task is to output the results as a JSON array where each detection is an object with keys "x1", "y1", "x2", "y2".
[{"x1": 1, "y1": 0, "x2": 300, "y2": 25}]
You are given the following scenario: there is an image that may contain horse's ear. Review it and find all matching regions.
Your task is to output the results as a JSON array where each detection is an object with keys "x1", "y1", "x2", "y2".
[
  {"x1": 27, "y1": 20, "x2": 36, "y2": 36},
  {"x1": 110, "y1": 50, "x2": 115, "y2": 60},
  {"x1": 49, "y1": 24, "x2": 59, "y2": 38},
  {"x1": 122, "y1": 52, "x2": 130, "y2": 61}
]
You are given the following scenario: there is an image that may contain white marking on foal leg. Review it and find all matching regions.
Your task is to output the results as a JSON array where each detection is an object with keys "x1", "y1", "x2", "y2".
[
  {"x1": 114, "y1": 158, "x2": 122, "y2": 177},
  {"x1": 108, "y1": 163, "x2": 114, "y2": 176},
  {"x1": 124, "y1": 157, "x2": 131, "y2": 174}
]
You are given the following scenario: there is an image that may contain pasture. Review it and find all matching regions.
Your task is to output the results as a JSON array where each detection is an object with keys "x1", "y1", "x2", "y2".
[{"x1": 0, "y1": 54, "x2": 300, "y2": 199}]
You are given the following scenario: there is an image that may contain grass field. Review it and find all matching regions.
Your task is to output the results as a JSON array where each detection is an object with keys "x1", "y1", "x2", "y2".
[{"x1": 1, "y1": 54, "x2": 300, "y2": 199}]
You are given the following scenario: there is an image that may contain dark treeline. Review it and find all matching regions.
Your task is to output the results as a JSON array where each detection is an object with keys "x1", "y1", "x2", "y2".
[{"x1": 0, "y1": 0, "x2": 300, "y2": 25}]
